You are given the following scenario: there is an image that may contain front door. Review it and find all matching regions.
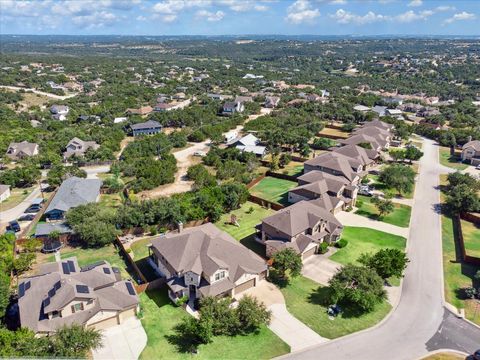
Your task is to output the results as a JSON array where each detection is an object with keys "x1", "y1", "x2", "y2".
[{"x1": 189, "y1": 285, "x2": 196, "y2": 300}]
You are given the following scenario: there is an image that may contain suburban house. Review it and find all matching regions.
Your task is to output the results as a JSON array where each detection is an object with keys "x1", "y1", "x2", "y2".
[
  {"x1": 289, "y1": 170, "x2": 358, "y2": 212},
  {"x1": 235, "y1": 96, "x2": 253, "y2": 103},
  {"x1": 233, "y1": 134, "x2": 267, "y2": 157},
  {"x1": 461, "y1": 140, "x2": 480, "y2": 166},
  {"x1": 222, "y1": 101, "x2": 244, "y2": 116},
  {"x1": 0, "y1": 184, "x2": 11, "y2": 202},
  {"x1": 35, "y1": 223, "x2": 74, "y2": 252},
  {"x1": 63, "y1": 137, "x2": 100, "y2": 159},
  {"x1": 149, "y1": 223, "x2": 267, "y2": 304},
  {"x1": 17, "y1": 257, "x2": 139, "y2": 334},
  {"x1": 131, "y1": 120, "x2": 162, "y2": 136},
  {"x1": 339, "y1": 134, "x2": 384, "y2": 152},
  {"x1": 126, "y1": 106, "x2": 153, "y2": 116},
  {"x1": 352, "y1": 126, "x2": 391, "y2": 148},
  {"x1": 50, "y1": 105, "x2": 69, "y2": 120},
  {"x1": 44, "y1": 177, "x2": 102, "y2": 220},
  {"x1": 372, "y1": 105, "x2": 387, "y2": 117},
  {"x1": 264, "y1": 96, "x2": 280, "y2": 108},
  {"x1": 6, "y1": 141, "x2": 39, "y2": 160},
  {"x1": 332, "y1": 144, "x2": 379, "y2": 167},
  {"x1": 353, "y1": 104, "x2": 371, "y2": 112},
  {"x1": 304, "y1": 152, "x2": 364, "y2": 184},
  {"x1": 258, "y1": 200, "x2": 343, "y2": 259},
  {"x1": 362, "y1": 119, "x2": 395, "y2": 132}
]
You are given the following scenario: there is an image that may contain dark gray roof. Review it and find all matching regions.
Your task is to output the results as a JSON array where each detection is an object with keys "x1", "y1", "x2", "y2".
[
  {"x1": 131, "y1": 120, "x2": 161, "y2": 130},
  {"x1": 35, "y1": 223, "x2": 73, "y2": 237},
  {"x1": 45, "y1": 177, "x2": 101, "y2": 214}
]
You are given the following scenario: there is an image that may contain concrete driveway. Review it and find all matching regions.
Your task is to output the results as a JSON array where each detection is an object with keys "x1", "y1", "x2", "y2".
[
  {"x1": 302, "y1": 254, "x2": 341, "y2": 286},
  {"x1": 238, "y1": 280, "x2": 328, "y2": 352},
  {"x1": 92, "y1": 317, "x2": 147, "y2": 360}
]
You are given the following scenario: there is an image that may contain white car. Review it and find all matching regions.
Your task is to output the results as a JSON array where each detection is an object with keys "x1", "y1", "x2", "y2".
[
  {"x1": 358, "y1": 186, "x2": 374, "y2": 196},
  {"x1": 193, "y1": 151, "x2": 206, "y2": 157}
]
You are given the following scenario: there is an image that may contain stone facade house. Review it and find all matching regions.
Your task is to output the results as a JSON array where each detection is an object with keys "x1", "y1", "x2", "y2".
[{"x1": 461, "y1": 140, "x2": 480, "y2": 166}]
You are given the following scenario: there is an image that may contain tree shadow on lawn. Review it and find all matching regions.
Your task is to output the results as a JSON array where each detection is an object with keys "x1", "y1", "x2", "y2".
[
  {"x1": 355, "y1": 209, "x2": 382, "y2": 221},
  {"x1": 239, "y1": 234, "x2": 267, "y2": 259},
  {"x1": 277, "y1": 192, "x2": 291, "y2": 207}
]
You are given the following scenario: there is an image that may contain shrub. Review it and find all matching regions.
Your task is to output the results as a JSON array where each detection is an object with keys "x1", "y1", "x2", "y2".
[
  {"x1": 356, "y1": 199, "x2": 364, "y2": 208},
  {"x1": 318, "y1": 242, "x2": 329, "y2": 254},
  {"x1": 335, "y1": 238, "x2": 348, "y2": 248}
]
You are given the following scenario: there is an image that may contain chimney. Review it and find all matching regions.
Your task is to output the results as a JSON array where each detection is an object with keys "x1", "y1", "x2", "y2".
[
  {"x1": 467, "y1": 135, "x2": 472, "y2": 143},
  {"x1": 177, "y1": 221, "x2": 183, "y2": 233}
]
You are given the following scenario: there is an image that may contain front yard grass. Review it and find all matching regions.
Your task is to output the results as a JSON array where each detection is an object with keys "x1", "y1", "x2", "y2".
[
  {"x1": 461, "y1": 220, "x2": 480, "y2": 258},
  {"x1": 355, "y1": 195, "x2": 412, "y2": 228},
  {"x1": 330, "y1": 226, "x2": 407, "y2": 265},
  {"x1": 439, "y1": 146, "x2": 468, "y2": 171},
  {"x1": 139, "y1": 289, "x2": 290, "y2": 360},
  {"x1": 0, "y1": 186, "x2": 36, "y2": 211},
  {"x1": 280, "y1": 276, "x2": 391, "y2": 339},
  {"x1": 249, "y1": 177, "x2": 297, "y2": 206}
]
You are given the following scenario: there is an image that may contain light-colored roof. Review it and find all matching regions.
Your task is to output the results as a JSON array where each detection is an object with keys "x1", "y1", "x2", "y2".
[
  {"x1": 236, "y1": 145, "x2": 266, "y2": 156},
  {"x1": 236, "y1": 133, "x2": 260, "y2": 147},
  {"x1": 45, "y1": 177, "x2": 101, "y2": 214},
  {"x1": 332, "y1": 144, "x2": 377, "y2": 165},
  {"x1": 6, "y1": 141, "x2": 38, "y2": 157},
  {"x1": 297, "y1": 170, "x2": 349, "y2": 192},
  {"x1": 63, "y1": 137, "x2": 100, "y2": 158},
  {"x1": 354, "y1": 105, "x2": 371, "y2": 111},
  {"x1": 462, "y1": 140, "x2": 480, "y2": 151}
]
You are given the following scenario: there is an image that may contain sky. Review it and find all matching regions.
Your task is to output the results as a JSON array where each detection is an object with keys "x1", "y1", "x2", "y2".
[{"x1": 1, "y1": 0, "x2": 479, "y2": 36}]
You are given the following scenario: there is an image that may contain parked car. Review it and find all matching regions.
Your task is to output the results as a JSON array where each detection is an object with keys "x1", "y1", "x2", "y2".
[
  {"x1": 473, "y1": 349, "x2": 480, "y2": 360},
  {"x1": 18, "y1": 214, "x2": 36, "y2": 221},
  {"x1": 24, "y1": 205, "x2": 41, "y2": 213},
  {"x1": 193, "y1": 151, "x2": 206, "y2": 157},
  {"x1": 358, "y1": 185, "x2": 374, "y2": 196},
  {"x1": 7, "y1": 220, "x2": 21, "y2": 233}
]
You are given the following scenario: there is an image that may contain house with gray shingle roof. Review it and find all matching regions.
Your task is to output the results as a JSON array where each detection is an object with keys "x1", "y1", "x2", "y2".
[
  {"x1": 63, "y1": 137, "x2": 100, "y2": 159},
  {"x1": 18, "y1": 257, "x2": 139, "y2": 334},
  {"x1": 6, "y1": 141, "x2": 39, "y2": 160},
  {"x1": 149, "y1": 223, "x2": 267, "y2": 305},
  {"x1": 461, "y1": 140, "x2": 480, "y2": 166},
  {"x1": 45, "y1": 177, "x2": 101, "y2": 220}
]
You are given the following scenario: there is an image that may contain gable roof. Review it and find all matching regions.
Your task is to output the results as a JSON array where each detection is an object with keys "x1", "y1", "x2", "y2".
[
  {"x1": 462, "y1": 140, "x2": 480, "y2": 151},
  {"x1": 7, "y1": 141, "x2": 38, "y2": 157},
  {"x1": 130, "y1": 120, "x2": 161, "y2": 131},
  {"x1": 304, "y1": 152, "x2": 361, "y2": 182},
  {"x1": 297, "y1": 170, "x2": 349, "y2": 193},
  {"x1": 339, "y1": 133, "x2": 382, "y2": 150},
  {"x1": 45, "y1": 177, "x2": 101, "y2": 214},
  {"x1": 150, "y1": 223, "x2": 266, "y2": 283},
  {"x1": 332, "y1": 144, "x2": 377, "y2": 165}
]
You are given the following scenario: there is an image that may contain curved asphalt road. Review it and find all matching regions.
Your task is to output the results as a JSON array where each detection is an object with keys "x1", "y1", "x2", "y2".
[{"x1": 283, "y1": 139, "x2": 480, "y2": 360}]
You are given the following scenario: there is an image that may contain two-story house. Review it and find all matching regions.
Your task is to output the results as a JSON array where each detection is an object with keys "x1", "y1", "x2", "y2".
[
  {"x1": 461, "y1": 140, "x2": 480, "y2": 166},
  {"x1": 50, "y1": 105, "x2": 70, "y2": 121},
  {"x1": 131, "y1": 120, "x2": 162, "y2": 136},
  {"x1": 149, "y1": 223, "x2": 267, "y2": 305},
  {"x1": 63, "y1": 137, "x2": 100, "y2": 159},
  {"x1": 304, "y1": 152, "x2": 364, "y2": 184},
  {"x1": 232, "y1": 134, "x2": 267, "y2": 158},
  {"x1": 6, "y1": 141, "x2": 39, "y2": 160},
  {"x1": 221, "y1": 101, "x2": 244, "y2": 116},
  {"x1": 258, "y1": 201, "x2": 343, "y2": 260},
  {"x1": 17, "y1": 257, "x2": 139, "y2": 334}
]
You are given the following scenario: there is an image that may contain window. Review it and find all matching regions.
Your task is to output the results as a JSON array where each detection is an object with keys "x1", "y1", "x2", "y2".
[
  {"x1": 87, "y1": 299, "x2": 94, "y2": 305},
  {"x1": 215, "y1": 271, "x2": 226, "y2": 281},
  {"x1": 71, "y1": 302, "x2": 84, "y2": 313},
  {"x1": 51, "y1": 311, "x2": 61, "y2": 318}
]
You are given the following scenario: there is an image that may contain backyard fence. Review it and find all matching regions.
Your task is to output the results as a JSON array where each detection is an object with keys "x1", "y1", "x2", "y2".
[
  {"x1": 453, "y1": 215, "x2": 480, "y2": 266},
  {"x1": 265, "y1": 170, "x2": 298, "y2": 182},
  {"x1": 248, "y1": 194, "x2": 285, "y2": 211}
]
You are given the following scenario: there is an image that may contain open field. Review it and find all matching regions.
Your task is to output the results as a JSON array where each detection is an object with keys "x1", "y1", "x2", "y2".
[
  {"x1": 355, "y1": 195, "x2": 412, "y2": 228},
  {"x1": 139, "y1": 289, "x2": 290, "y2": 360},
  {"x1": 439, "y1": 147, "x2": 468, "y2": 171},
  {"x1": 330, "y1": 226, "x2": 407, "y2": 265},
  {"x1": 249, "y1": 177, "x2": 297, "y2": 205},
  {"x1": 279, "y1": 275, "x2": 391, "y2": 339}
]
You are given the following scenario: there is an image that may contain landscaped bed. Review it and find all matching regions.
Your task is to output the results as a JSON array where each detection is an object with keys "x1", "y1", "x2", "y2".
[
  {"x1": 330, "y1": 226, "x2": 407, "y2": 266},
  {"x1": 249, "y1": 176, "x2": 297, "y2": 206},
  {"x1": 438, "y1": 147, "x2": 468, "y2": 171},
  {"x1": 139, "y1": 288, "x2": 290, "y2": 360},
  {"x1": 461, "y1": 219, "x2": 480, "y2": 258},
  {"x1": 279, "y1": 276, "x2": 391, "y2": 339},
  {"x1": 355, "y1": 195, "x2": 412, "y2": 228}
]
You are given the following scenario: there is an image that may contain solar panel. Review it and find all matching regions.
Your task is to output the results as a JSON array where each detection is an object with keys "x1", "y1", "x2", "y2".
[
  {"x1": 61, "y1": 262, "x2": 70, "y2": 275},
  {"x1": 103, "y1": 267, "x2": 111, "y2": 274},
  {"x1": 48, "y1": 288, "x2": 56, "y2": 297},
  {"x1": 43, "y1": 297, "x2": 50, "y2": 307},
  {"x1": 125, "y1": 282, "x2": 136, "y2": 296},
  {"x1": 18, "y1": 283, "x2": 25, "y2": 298},
  {"x1": 24, "y1": 281, "x2": 31, "y2": 290},
  {"x1": 76, "y1": 285, "x2": 89, "y2": 294},
  {"x1": 68, "y1": 260, "x2": 76, "y2": 273},
  {"x1": 54, "y1": 281, "x2": 61, "y2": 290}
]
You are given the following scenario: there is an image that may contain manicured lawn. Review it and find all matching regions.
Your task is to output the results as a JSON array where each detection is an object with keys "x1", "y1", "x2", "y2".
[
  {"x1": 280, "y1": 276, "x2": 391, "y2": 339},
  {"x1": 367, "y1": 166, "x2": 416, "y2": 199},
  {"x1": 330, "y1": 226, "x2": 406, "y2": 265},
  {"x1": 99, "y1": 192, "x2": 123, "y2": 209},
  {"x1": 216, "y1": 201, "x2": 275, "y2": 241},
  {"x1": 0, "y1": 186, "x2": 35, "y2": 211},
  {"x1": 355, "y1": 195, "x2": 412, "y2": 228},
  {"x1": 280, "y1": 162, "x2": 304, "y2": 177},
  {"x1": 439, "y1": 147, "x2": 468, "y2": 171},
  {"x1": 139, "y1": 289, "x2": 290, "y2": 360},
  {"x1": 249, "y1": 177, "x2": 297, "y2": 205},
  {"x1": 130, "y1": 237, "x2": 153, "y2": 260},
  {"x1": 462, "y1": 220, "x2": 480, "y2": 258},
  {"x1": 318, "y1": 127, "x2": 350, "y2": 139},
  {"x1": 46, "y1": 244, "x2": 133, "y2": 280},
  {"x1": 129, "y1": 237, "x2": 161, "y2": 282}
]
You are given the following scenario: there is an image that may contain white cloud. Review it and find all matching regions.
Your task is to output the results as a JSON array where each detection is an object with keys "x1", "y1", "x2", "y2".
[
  {"x1": 329, "y1": 8, "x2": 386, "y2": 24},
  {"x1": 151, "y1": 0, "x2": 208, "y2": 22},
  {"x1": 285, "y1": 0, "x2": 320, "y2": 24},
  {"x1": 393, "y1": 10, "x2": 428, "y2": 22},
  {"x1": 408, "y1": 0, "x2": 422, "y2": 7},
  {"x1": 72, "y1": 10, "x2": 119, "y2": 29},
  {"x1": 136, "y1": 15, "x2": 147, "y2": 21},
  {"x1": 329, "y1": 0, "x2": 347, "y2": 4},
  {"x1": 196, "y1": 9, "x2": 225, "y2": 21},
  {"x1": 444, "y1": 11, "x2": 476, "y2": 24},
  {"x1": 1, "y1": 0, "x2": 51, "y2": 17},
  {"x1": 435, "y1": 5, "x2": 455, "y2": 12},
  {"x1": 216, "y1": 0, "x2": 268, "y2": 12}
]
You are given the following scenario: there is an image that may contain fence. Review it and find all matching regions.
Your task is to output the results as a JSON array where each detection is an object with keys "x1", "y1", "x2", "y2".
[
  {"x1": 246, "y1": 174, "x2": 266, "y2": 189},
  {"x1": 453, "y1": 215, "x2": 480, "y2": 266},
  {"x1": 461, "y1": 212, "x2": 480, "y2": 225},
  {"x1": 265, "y1": 170, "x2": 298, "y2": 182},
  {"x1": 76, "y1": 160, "x2": 114, "y2": 167},
  {"x1": 248, "y1": 194, "x2": 285, "y2": 211},
  {"x1": 115, "y1": 236, "x2": 149, "y2": 285}
]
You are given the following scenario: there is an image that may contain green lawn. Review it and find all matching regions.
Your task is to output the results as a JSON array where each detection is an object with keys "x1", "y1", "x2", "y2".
[
  {"x1": 355, "y1": 195, "x2": 412, "y2": 228},
  {"x1": 99, "y1": 192, "x2": 124, "y2": 209},
  {"x1": 280, "y1": 276, "x2": 391, "y2": 339},
  {"x1": 439, "y1": 147, "x2": 468, "y2": 170},
  {"x1": 280, "y1": 162, "x2": 304, "y2": 177},
  {"x1": 46, "y1": 244, "x2": 133, "y2": 280},
  {"x1": 139, "y1": 289, "x2": 290, "y2": 360},
  {"x1": 330, "y1": 226, "x2": 407, "y2": 265},
  {"x1": 249, "y1": 177, "x2": 297, "y2": 205},
  {"x1": 0, "y1": 186, "x2": 35, "y2": 211},
  {"x1": 462, "y1": 220, "x2": 480, "y2": 258}
]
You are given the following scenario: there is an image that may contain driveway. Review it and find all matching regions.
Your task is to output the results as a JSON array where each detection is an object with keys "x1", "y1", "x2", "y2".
[
  {"x1": 83, "y1": 165, "x2": 111, "y2": 179},
  {"x1": 92, "y1": 316, "x2": 147, "y2": 360},
  {"x1": 238, "y1": 280, "x2": 328, "y2": 352},
  {"x1": 302, "y1": 254, "x2": 341, "y2": 286},
  {"x1": 282, "y1": 138, "x2": 480, "y2": 360},
  {"x1": 335, "y1": 211, "x2": 409, "y2": 238},
  {"x1": 0, "y1": 186, "x2": 41, "y2": 226}
]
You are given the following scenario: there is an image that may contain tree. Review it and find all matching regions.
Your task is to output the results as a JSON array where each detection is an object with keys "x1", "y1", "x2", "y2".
[
  {"x1": 379, "y1": 164, "x2": 415, "y2": 196},
  {"x1": 359, "y1": 249, "x2": 409, "y2": 280},
  {"x1": 389, "y1": 149, "x2": 405, "y2": 163},
  {"x1": 329, "y1": 264, "x2": 387, "y2": 313},
  {"x1": 52, "y1": 325, "x2": 102, "y2": 358},
  {"x1": 446, "y1": 171, "x2": 480, "y2": 192},
  {"x1": 445, "y1": 184, "x2": 480, "y2": 214},
  {"x1": 270, "y1": 153, "x2": 279, "y2": 171},
  {"x1": 235, "y1": 295, "x2": 271, "y2": 334},
  {"x1": 404, "y1": 146, "x2": 423, "y2": 163},
  {"x1": 272, "y1": 248, "x2": 302, "y2": 280},
  {"x1": 199, "y1": 296, "x2": 239, "y2": 336},
  {"x1": 46, "y1": 164, "x2": 87, "y2": 187},
  {"x1": 371, "y1": 196, "x2": 394, "y2": 218},
  {"x1": 279, "y1": 153, "x2": 291, "y2": 168}
]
